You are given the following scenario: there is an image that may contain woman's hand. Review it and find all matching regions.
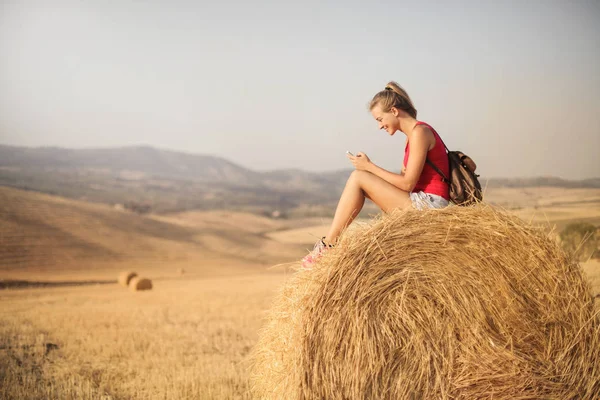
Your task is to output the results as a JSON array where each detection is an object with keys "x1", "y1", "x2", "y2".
[{"x1": 347, "y1": 152, "x2": 371, "y2": 171}]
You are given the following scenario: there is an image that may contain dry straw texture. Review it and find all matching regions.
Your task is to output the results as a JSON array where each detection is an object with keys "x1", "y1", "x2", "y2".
[
  {"x1": 118, "y1": 271, "x2": 138, "y2": 287},
  {"x1": 129, "y1": 277, "x2": 153, "y2": 292},
  {"x1": 250, "y1": 205, "x2": 600, "y2": 399}
]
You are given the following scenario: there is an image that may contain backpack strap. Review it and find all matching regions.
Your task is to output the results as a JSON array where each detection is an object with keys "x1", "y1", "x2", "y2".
[
  {"x1": 426, "y1": 158, "x2": 450, "y2": 184},
  {"x1": 415, "y1": 121, "x2": 451, "y2": 184}
]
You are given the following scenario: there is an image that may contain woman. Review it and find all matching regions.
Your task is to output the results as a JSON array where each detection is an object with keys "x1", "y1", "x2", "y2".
[{"x1": 301, "y1": 82, "x2": 450, "y2": 269}]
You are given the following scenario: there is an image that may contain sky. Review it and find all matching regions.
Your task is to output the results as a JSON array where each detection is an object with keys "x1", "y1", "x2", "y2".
[{"x1": 0, "y1": 0, "x2": 599, "y2": 179}]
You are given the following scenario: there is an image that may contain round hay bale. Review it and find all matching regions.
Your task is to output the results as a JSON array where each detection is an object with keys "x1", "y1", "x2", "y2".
[
  {"x1": 118, "y1": 271, "x2": 137, "y2": 287},
  {"x1": 250, "y1": 205, "x2": 600, "y2": 399},
  {"x1": 129, "y1": 277, "x2": 152, "y2": 292},
  {"x1": 177, "y1": 267, "x2": 186, "y2": 276}
]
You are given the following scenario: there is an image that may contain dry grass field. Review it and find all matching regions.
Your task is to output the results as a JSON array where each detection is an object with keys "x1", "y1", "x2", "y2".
[
  {"x1": 1, "y1": 185, "x2": 599, "y2": 399},
  {"x1": 0, "y1": 274, "x2": 288, "y2": 399}
]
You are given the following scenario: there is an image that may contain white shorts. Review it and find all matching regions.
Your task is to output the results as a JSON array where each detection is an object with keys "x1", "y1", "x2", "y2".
[{"x1": 409, "y1": 191, "x2": 449, "y2": 210}]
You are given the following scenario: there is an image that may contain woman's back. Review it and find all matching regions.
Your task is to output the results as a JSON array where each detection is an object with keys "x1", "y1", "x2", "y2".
[{"x1": 403, "y1": 121, "x2": 449, "y2": 200}]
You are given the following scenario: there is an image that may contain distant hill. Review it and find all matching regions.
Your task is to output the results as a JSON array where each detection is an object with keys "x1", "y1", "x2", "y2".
[
  {"x1": 485, "y1": 176, "x2": 600, "y2": 189},
  {"x1": 0, "y1": 145, "x2": 260, "y2": 184},
  {"x1": 0, "y1": 186, "x2": 307, "y2": 281},
  {"x1": 0, "y1": 144, "x2": 597, "y2": 213},
  {"x1": 0, "y1": 145, "x2": 348, "y2": 213}
]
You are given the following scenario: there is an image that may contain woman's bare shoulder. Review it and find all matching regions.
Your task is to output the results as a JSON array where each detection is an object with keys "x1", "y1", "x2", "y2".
[{"x1": 411, "y1": 124, "x2": 436, "y2": 149}]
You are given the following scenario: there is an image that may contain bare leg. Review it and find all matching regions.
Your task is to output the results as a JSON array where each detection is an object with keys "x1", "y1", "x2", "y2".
[
  {"x1": 324, "y1": 170, "x2": 412, "y2": 244},
  {"x1": 325, "y1": 173, "x2": 366, "y2": 243}
]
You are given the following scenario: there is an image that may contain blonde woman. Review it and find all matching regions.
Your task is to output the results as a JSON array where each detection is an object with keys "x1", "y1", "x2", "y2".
[{"x1": 302, "y1": 82, "x2": 450, "y2": 268}]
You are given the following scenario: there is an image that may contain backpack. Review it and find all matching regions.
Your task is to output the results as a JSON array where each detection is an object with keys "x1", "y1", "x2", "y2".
[{"x1": 426, "y1": 142, "x2": 483, "y2": 206}]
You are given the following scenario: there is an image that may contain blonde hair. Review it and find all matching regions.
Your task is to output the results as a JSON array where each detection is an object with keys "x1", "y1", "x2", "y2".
[{"x1": 369, "y1": 81, "x2": 417, "y2": 118}]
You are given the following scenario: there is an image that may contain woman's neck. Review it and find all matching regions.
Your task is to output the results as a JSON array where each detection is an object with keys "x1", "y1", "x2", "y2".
[{"x1": 399, "y1": 117, "x2": 418, "y2": 135}]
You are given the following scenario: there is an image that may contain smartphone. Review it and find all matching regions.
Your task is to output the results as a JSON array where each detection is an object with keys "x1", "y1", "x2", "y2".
[{"x1": 346, "y1": 151, "x2": 354, "y2": 157}]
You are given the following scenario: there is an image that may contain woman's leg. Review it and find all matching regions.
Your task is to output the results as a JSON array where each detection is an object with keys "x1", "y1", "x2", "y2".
[{"x1": 325, "y1": 170, "x2": 412, "y2": 243}]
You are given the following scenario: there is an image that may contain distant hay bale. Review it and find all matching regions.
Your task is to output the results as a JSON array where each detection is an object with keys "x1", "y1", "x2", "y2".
[
  {"x1": 250, "y1": 205, "x2": 600, "y2": 399},
  {"x1": 177, "y1": 267, "x2": 186, "y2": 276},
  {"x1": 118, "y1": 271, "x2": 137, "y2": 287},
  {"x1": 129, "y1": 277, "x2": 152, "y2": 291}
]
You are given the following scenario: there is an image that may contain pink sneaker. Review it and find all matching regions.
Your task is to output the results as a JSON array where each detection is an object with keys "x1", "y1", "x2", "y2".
[{"x1": 301, "y1": 237, "x2": 332, "y2": 269}]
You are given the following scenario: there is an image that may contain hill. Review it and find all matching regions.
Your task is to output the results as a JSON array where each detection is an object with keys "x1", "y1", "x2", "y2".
[
  {"x1": 0, "y1": 186, "x2": 311, "y2": 282},
  {"x1": 486, "y1": 176, "x2": 600, "y2": 189},
  {"x1": 0, "y1": 144, "x2": 597, "y2": 214},
  {"x1": 0, "y1": 145, "x2": 257, "y2": 183},
  {"x1": 0, "y1": 145, "x2": 347, "y2": 214}
]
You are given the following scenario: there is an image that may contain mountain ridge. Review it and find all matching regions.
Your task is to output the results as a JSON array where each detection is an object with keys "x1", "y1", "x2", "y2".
[{"x1": 1, "y1": 144, "x2": 598, "y2": 213}]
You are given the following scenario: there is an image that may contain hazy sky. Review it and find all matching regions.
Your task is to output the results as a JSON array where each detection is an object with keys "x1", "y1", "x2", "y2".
[{"x1": 1, "y1": 0, "x2": 599, "y2": 179}]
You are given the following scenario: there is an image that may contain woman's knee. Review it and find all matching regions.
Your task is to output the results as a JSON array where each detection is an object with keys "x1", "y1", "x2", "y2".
[{"x1": 348, "y1": 170, "x2": 370, "y2": 185}]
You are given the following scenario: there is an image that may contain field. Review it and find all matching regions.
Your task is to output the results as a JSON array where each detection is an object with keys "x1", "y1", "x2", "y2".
[
  {"x1": 0, "y1": 274, "x2": 288, "y2": 399},
  {"x1": 1, "y1": 186, "x2": 599, "y2": 399}
]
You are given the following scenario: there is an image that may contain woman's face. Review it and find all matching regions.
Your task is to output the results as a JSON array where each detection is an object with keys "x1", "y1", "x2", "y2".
[{"x1": 371, "y1": 105, "x2": 399, "y2": 136}]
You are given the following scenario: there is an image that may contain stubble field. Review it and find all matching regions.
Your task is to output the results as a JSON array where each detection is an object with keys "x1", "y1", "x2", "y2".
[{"x1": 1, "y1": 186, "x2": 599, "y2": 399}]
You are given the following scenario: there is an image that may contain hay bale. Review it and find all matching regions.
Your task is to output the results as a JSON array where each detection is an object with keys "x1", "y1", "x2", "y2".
[
  {"x1": 250, "y1": 205, "x2": 600, "y2": 399},
  {"x1": 129, "y1": 277, "x2": 152, "y2": 291},
  {"x1": 118, "y1": 271, "x2": 137, "y2": 287},
  {"x1": 177, "y1": 267, "x2": 186, "y2": 276}
]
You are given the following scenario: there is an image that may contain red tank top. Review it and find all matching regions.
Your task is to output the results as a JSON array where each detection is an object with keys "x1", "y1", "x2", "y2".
[{"x1": 403, "y1": 121, "x2": 450, "y2": 200}]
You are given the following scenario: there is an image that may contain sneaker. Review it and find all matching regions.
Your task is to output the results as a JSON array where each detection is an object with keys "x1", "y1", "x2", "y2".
[{"x1": 301, "y1": 237, "x2": 332, "y2": 269}]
